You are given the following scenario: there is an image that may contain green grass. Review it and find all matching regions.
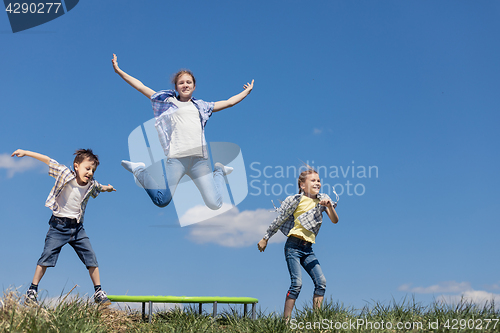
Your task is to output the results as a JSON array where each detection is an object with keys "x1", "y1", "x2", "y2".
[{"x1": 1, "y1": 289, "x2": 499, "y2": 332}]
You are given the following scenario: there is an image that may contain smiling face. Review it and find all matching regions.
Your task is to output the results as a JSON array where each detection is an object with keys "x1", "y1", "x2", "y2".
[
  {"x1": 175, "y1": 73, "x2": 196, "y2": 102},
  {"x1": 300, "y1": 172, "x2": 321, "y2": 196},
  {"x1": 74, "y1": 157, "x2": 97, "y2": 186}
]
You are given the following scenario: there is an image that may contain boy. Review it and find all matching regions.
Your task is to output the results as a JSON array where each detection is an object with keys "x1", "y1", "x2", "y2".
[{"x1": 11, "y1": 148, "x2": 115, "y2": 305}]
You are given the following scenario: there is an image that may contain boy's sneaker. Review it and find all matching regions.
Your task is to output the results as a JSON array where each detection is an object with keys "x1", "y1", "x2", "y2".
[
  {"x1": 25, "y1": 289, "x2": 38, "y2": 305},
  {"x1": 93, "y1": 289, "x2": 111, "y2": 306}
]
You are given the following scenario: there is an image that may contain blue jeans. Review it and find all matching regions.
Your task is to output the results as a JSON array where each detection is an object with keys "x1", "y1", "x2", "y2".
[
  {"x1": 37, "y1": 215, "x2": 98, "y2": 268},
  {"x1": 134, "y1": 157, "x2": 224, "y2": 210},
  {"x1": 284, "y1": 236, "x2": 326, "y2": 299}
]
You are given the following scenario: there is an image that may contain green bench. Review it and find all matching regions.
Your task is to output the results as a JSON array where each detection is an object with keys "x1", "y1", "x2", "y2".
[{"x1": 107, "y1": 295, "x2": 259, "y2": 322}]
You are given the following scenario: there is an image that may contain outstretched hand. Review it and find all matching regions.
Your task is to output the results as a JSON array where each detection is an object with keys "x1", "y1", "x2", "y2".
[
  {"x1": 102, "y1": 184, "x2": 116, "y2": 192},
  {"x1": 112, "y1": 53, "x2": 120, "y2": 73},
  {"x1": 11, "y1": 149, "x2": 26, "y2": 158},
  {"x1": 243, "y1": 79, "x2": 254, "y2": 93}
]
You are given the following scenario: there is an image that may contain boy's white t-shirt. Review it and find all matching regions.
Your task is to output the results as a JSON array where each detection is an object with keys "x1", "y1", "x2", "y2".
[
  {"x1": 54, "y1": 179, "x2": 90, "y2": 219},
  {"x1": 168, "y1": 98, "x2": 204, "y2": 158}
]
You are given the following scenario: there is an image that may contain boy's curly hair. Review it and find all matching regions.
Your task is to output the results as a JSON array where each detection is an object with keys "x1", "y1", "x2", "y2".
[{"x1": 73, "y1": 149, "x2": 99, "y2": 167}]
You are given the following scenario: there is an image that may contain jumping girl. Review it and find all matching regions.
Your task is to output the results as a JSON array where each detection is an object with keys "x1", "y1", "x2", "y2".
[
  {"x1": 257, "y1": 168, "x2": 339, "y2": 319},
  {"x1": 112, "y1": 54, "x2": 254, "y2": 210}
]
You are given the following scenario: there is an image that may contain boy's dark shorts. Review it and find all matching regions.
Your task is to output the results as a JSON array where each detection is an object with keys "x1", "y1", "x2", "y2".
[{"x1": 37, "y1": 215, "x2": 98, "y2": 268}]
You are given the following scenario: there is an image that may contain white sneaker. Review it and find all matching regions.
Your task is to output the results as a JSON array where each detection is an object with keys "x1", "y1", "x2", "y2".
[
  {"x1": 214, "y1": 162, "x2": 233, "y2": 175},
  {"x1": 121, "y1": 160, "x2": 145, "y2": 173},
  {"x1": 25, "y1": 289, "x2": 38, "y2": 305},
  {"x1": 93, "y1": 289, "x2": 111, "y2": 306}
]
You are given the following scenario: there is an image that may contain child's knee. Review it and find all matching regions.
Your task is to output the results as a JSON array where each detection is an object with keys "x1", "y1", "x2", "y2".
[
  {"x1": 203, "y1": 196, "x2": 222, "y2": 210},
  {"x1": 154, "y1": 196, "x2": 172, "y2": 208},
  {"x1": 206, "y1": 201, "x2": 223, "y2": 210}
]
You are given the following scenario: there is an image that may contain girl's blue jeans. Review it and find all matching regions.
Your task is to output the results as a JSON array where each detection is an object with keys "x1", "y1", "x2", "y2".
[
  {"x1": 284, "y1": 236, "x2": 326, "y2": 299},
  {"x1": 134, "y1": 156, "x2": 224, "y2": 210}
]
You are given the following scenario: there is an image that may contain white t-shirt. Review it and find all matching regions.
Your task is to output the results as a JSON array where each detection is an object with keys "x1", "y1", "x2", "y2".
[
  {"x1": 168, "y1": 98, "x2": 204, "y2": 158},
  {"x1": 54, "y1": 179, "x2": 90, "y2": 219}
]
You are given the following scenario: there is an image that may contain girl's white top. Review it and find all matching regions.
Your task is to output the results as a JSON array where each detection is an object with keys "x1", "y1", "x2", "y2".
[
  {"x1": 151, "y1": 90, "x2": 214, "y2": 159},
  {"x1": 169, "y1": 98, "x2": 204, "y2": 158}
]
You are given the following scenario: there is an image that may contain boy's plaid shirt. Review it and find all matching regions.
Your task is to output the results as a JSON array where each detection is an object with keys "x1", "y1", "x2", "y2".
[
  {"x1": 45, "y1": 159, "x2": 101, "y2": 223},
  {"x1": 151, "y1": 90, "x2": 214, "y2": 159},
  {"x1": 263, "y1": 193, "x2": 332, "y2": 240}
]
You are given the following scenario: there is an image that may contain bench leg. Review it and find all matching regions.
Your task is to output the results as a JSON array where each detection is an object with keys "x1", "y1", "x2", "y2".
[
  {"x1": 244, "y1": 303, "x2": 247, "y2": 318},
  {"x1": 213, "y1": 301, "x2": 217, "y2": 320},
  {"x1": 199, "y1": 303, "x2": 202, "y2": 315},
  {"x1": 252, "y1": 303, "x2": 256, "y2": 320},
  {"x1": 149, "y1": 301, "x2": 152, "y2": 324}
]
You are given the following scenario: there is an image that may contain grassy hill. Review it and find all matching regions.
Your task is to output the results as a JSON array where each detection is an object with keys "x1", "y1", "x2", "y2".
[{"x1": 1, "y1": 289, "x2": 499, "y2": 332}]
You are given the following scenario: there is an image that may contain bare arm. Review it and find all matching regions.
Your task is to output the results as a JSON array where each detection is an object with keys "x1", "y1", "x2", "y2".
[
  {"x1": 11, "y1": 149, "x2": 50, "y2": 165},
  {"x1": 319, "y1": 199, "x2": 339, "y2": 224},
  {"x1": 213, "y1": 79, "x2": 254, "y2": 112},
  {"x1": 100, "y1": 184, "x2": 116, "y2": 192},
  {"x1": 112, "y1": 54, "x2": 156, "y2": 99}
]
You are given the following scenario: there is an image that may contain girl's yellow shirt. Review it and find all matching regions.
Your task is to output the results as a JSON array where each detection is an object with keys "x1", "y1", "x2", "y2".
[{"x1": 288, "y1": 195, "x2": 319, "y2": 243}]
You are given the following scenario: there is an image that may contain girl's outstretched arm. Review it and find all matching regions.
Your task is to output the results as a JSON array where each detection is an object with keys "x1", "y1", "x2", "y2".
[
  {"x1": 112, "y1": 54, "x2": 156, "y2": 99},
  {"x1": 11, "y1": 149, "x2": 50, "y2": 165},
  {"x1": 213, "y1": 79, "x2": 254, "y2": 112}
]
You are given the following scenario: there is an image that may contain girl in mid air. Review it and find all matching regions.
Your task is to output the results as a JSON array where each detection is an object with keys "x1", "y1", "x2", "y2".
[{"x1": 112, "y1": 54, "x2": 253, "y2": 210}]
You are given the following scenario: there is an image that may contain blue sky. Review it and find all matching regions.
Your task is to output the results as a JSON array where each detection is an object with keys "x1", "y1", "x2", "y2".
[{"x1": 1, "y1": 0, "x2": 499, "y2": 314}]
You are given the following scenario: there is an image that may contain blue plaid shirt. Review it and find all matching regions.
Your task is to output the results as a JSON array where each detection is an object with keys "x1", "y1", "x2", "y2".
[
  {"x1": 45, "y1": 159, "x2": 101, "y2": 223},
  {"x1": 263, "y1": 193, "x2": 332, "y2": 240},
  {"x1": 151, "y1": 90, "x2": 214, "y2": 159}
]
